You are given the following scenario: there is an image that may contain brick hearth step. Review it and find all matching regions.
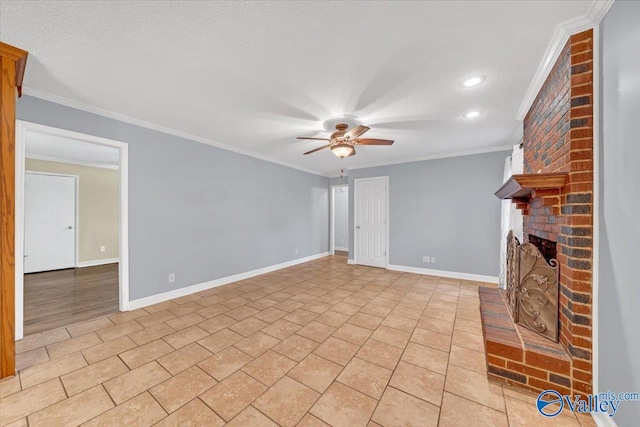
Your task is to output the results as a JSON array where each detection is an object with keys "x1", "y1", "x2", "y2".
[{"x1": 479, "y1": 287, "x2": 574, "y2": 395}]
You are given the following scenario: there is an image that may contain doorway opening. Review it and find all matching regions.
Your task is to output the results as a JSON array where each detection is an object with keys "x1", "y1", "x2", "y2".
[
  {"x1": 15, "y1": 121, "x2": 129, "y2": 339},
  {"x1": 353, "y1": 176, "x2": 389, "y2": 268},
  {"x1": 330, "y1": 184, "x2": 349, "y2": 259}
]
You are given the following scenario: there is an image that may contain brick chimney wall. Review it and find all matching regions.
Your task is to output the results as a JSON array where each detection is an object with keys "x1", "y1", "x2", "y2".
[{"x1": 522, "y1": 29, "x2": 594, "y2": 394}]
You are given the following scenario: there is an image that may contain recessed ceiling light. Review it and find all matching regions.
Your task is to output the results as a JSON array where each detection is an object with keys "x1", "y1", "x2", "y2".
[
  {"x1": 462, "y1": 76, "x2": 483, "y2": 87},
  {"x1": 464, "y1": 111, "x2": 481, "y2": 119}
]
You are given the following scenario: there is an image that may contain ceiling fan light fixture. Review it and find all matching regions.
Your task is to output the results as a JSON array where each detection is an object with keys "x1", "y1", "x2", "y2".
[{"x1": 331, "y1": 143, "x2": 355, "y2": 158}]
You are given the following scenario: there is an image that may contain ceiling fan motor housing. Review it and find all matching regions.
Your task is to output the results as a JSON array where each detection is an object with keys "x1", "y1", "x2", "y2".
[{"x1": 330, "y1": 123, "x2": 350, "y2": 141}]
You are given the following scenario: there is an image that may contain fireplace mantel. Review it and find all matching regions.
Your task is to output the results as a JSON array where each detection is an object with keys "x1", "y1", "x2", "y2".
[{"x1": 495, "y1": 173, "x2": 568, "y2": 200}]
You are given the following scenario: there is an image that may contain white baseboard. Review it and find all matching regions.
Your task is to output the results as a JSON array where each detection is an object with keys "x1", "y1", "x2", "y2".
[
  {"x1": 347, "y1": 259, "x2": 355, "y2": 265},
  {"x1": 334, "y1": 246, "x2": 348, "y2": 251},
  {"x1": 387, "y1": 264, "x2": 499, "y2": 283},
  {"x1": 592, "y1": 413, "x2": 618, "y2": 427},
  {"x1": 77, "y1": 258, "x2": 119, "y2": 268},
  {"x1": 128, "y1": 252, "x2": 329, "y2": 310}
]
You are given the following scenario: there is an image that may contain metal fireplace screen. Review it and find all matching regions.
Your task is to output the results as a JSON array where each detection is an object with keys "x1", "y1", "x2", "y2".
[{"x1": 505, "y1": 231, "x2": 559, "y2": 342}]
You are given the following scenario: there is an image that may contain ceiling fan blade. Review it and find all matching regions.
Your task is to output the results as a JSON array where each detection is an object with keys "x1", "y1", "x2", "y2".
[
  {"x1": 354, "y1": 138, "x2": 394, "y2": 145},
  {"x1": 303, "y1": 145, "x2": 330, "y2": 155},
  {"x1": 296, "y1": 137, "x2": 331, "y2": 141},
  {"x1": 344, "y1": 125, "x2": 370, "y2": 140}
]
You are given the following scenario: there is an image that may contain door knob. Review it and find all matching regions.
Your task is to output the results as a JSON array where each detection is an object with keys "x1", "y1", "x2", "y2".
[
  {"x1": 356, "y1": 226, "x2": 360, "y2": 229},
  {"x1": 67, "y1": 226, "x2": 73, "y2": 229}
]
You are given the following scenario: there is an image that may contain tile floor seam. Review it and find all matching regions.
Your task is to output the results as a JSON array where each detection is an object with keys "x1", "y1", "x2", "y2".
[
  {"x1": 447, "y1": 362, "x2": 508, "y2": 413},
  {"x1": 249, "y1": 402, "x2": 294, "y2": 426},
  {"x1": 240, "y1": 353, "x2": 297, "y2": 388},
  {"x1": 319, "y1": 377, "x2": 381, "y2": 416},
  {"x1": 505, "y1": 399, "x2": 516, "y2": 427},
  {"x1": 163, "y1": 366, "x2": 216, "y2": 414},
  {"x1": 198, "y1": 374, "x2": 266, "y2": 422},
  {"x1": 435, "y1": 287, "x2": 460, "y2": 426},
  {"x1": 333, "y1": 356, "x2": 392, "y2": 401},
  {"x1": 80, "y1": 383, "x2": 120, "y2": 425},
  {"x1": 176, "y1": 396, "x2": 225, "y2": 425},
  {"x1": 280, "y1": 375, "x2": 337, "y2": 425},
  {"x1": 146, "y1": 387, "x2": 171, "y2": 421},
  {"x1": 17, "y1": 371, "x2": 24, "y2": 392},
  {"x1": 7, "y1": 377, "x2": 68, "y2": 425},
  {"x1": 444, "y1": 389, "x2": 510, "y2": 418},
  {"x1": 384, "y1": 385, "x2": 444, "y2": 426}
]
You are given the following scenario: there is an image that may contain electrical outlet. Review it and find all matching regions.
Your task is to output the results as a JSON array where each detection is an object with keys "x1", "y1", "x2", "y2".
[
  {"x1": 100, "y1": 246, "x2": 106, "y2": 253},
  {"x1": 423, "y1": 256, "x2": 430, "y2": 263},
  {"x1": 168, "y1": 273, "x2": 175, "y2": 283},
  {"x1": 431, "y1": 257, "x2": 436, "y2": 264},
  {"x1": 340, "y1": 238, "x2": 344, "y2": 244},
  {"x1": 295, "y1": 248, "x2": 299, "y2": 255}
]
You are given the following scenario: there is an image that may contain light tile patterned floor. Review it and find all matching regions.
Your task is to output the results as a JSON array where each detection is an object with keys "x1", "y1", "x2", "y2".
[{"x1": 0, "y1": 255, "x2": 597, "y2": 426}]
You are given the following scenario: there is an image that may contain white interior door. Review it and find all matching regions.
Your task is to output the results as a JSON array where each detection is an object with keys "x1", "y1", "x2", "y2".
[
  {"x1": 355, "y1": 177, "x2": 387, "y2": 268},
  {"x1": 24, "y1": 173, "x2": 77, "y2": 273}
]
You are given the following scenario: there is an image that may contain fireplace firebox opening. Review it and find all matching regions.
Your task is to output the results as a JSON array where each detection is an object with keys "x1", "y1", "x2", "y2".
[{"x1": 528, "y1": 234, "x2": 557, "y2": 265}]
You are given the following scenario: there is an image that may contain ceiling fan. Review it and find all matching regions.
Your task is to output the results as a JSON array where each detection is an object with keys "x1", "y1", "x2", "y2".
[{"x1": 297, "y1": 123, "x2": 394, "y2": 158}]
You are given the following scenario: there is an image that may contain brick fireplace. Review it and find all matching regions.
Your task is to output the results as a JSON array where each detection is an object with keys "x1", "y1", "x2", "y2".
[{"x1": 481, "y1": 28, "x2": 594, "y2": 396}]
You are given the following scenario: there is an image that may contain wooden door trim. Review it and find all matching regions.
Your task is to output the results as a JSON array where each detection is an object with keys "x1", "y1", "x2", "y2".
[
  {"x1": 0, "y1": 41, "x2": 28, "y2": 379},
  {"x1": 0, "y1": 43, "x2": 28, "y2": 96}
]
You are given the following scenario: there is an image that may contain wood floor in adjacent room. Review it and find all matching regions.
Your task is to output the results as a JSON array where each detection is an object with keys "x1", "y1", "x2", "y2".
[
  {"x1": 3, "y1": 255, "x2": 595, "y2": 426},
  {"x1": 23, "y1": 263, "x2": 119, "y2": 336}
]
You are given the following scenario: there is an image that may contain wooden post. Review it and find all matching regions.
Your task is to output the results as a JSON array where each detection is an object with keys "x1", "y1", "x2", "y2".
[{"x1": 0, "y1": 42, "x2": 27, "y2": 379}]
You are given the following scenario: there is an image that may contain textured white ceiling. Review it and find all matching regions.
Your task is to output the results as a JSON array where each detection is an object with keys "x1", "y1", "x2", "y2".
[
  {"x1": 1, "y1": 1, "x2": 593, "y2": 176},
  {"x1": 26, "y1": 131, "x2": 120, "y2": 168}
]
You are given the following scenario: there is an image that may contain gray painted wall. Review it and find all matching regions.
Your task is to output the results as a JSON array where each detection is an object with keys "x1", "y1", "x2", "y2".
[
  {"x1": 333, "y1": 186, "x2": 349, "y2": 250},
  {"x1": 347, "y1": 151, "x2": 509, "y2": 277},
  {"x1": 599, "y1": 2, "x2": 640, "y2": 424},
  {"x1": 329, "y1": 176, "x2": 348, "y2": 185},
  {"x1": 17, "y1": 96, "x2": 329, "y2": 300}
]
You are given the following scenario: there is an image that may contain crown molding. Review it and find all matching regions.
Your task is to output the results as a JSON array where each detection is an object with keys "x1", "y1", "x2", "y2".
[
  {"x1": 21, "y1": 87, "x2": 327, "y2": 177},
  {"x1": 585, "y1": 0, "x2": 615, "y2": 24},
  {"x1": 24, "y1": 87, "x2": 518, "y2": 179},
  {"x1": 346, "y1": 144, "x2": 513, "y2": 172},
  {"x1": 515, "y1": 0, "x2": 615, "y2": 120}
]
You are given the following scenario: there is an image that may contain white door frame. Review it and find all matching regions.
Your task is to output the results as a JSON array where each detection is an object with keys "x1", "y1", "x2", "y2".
[
  {"x1": 15, "y1": 120, "x2": 130, "y2": 340},
  {"x1": 329, "y1": 184, "x2": 348, "y2": 255},
  {"x1": 353, "y1": 176, "x2": 389, "y2": 268},
  {"x1": 24, "y1": 171, "x2": 80, "y2": 272}
]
